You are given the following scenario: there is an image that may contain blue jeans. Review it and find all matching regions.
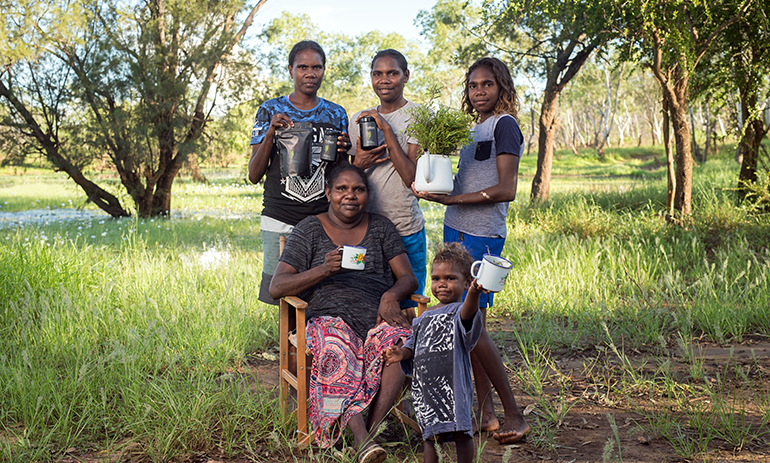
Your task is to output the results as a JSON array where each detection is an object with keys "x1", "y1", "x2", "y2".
[{"x1": 443, "y1": 225, "x2": 505, "y2": 308}]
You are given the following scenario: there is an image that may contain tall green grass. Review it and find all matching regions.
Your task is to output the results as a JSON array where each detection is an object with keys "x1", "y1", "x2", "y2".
[
  {"x1": 1, "y1": 229, "x2": 279, "y2": 462},
  {"x1": 488, "y1": 154, "x2": 770, "y2": 347},
  {"x1": 1, "y1": 147, "x2": 769, "y2": 461}
]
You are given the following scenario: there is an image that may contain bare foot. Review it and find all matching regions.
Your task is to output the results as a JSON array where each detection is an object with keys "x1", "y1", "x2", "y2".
[
  {"x1": 492, "y1": 415, "x2": 531, "y2": 444},
  {"x1": 472, "y1": 410, "x2": 500, "y2": 434}
]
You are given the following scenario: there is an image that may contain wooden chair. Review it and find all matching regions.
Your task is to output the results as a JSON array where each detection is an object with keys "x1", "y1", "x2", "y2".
[{"x1": 279, "y1": 293, "x2": 429, "y2": 448}]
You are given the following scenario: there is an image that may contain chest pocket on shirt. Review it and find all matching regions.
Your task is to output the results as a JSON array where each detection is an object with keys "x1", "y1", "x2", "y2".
[{"x1": 474, "y1": 141, "x2": 492, "y2": 161}]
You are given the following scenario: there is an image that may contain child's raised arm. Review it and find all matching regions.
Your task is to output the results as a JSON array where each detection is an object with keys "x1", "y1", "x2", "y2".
[
  {"x1": 461, "y1": 279, "x2": 483, "y2": 322},
  {"x1": 382, "y1": 344, "x2": 412, "y2": 366}
]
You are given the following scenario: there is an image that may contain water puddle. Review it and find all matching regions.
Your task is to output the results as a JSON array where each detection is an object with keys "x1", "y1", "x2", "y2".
[
  {"x1": 0, "y1": 208, "x2": 109, "y2": 229},
  {"x1": 0, "y1": 208, "x2": 262, "y2": 229}
]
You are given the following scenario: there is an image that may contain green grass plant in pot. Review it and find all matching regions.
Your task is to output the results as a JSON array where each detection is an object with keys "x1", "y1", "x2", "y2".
[{"x1": 406, "y1": 95, "x2": 473, "y2": 194}]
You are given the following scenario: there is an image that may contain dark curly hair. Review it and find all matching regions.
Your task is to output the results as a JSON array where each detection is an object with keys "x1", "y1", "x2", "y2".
[
  {"x1": 461, "y1": 57, "x2": 520, "y2": 121},
  {"x1": 432, "y1": 242, "x2": 474, "y2": 280}
]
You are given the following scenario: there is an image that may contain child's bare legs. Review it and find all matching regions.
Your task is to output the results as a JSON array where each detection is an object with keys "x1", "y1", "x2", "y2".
[
  {"x1": 423, "y1": 438, "x2": 439, "y2": 463},
  {"x1": 424, "y1": 433, "x2": 474, "y2": 463},
  {"x1": 472, "y1": 308, "x2": 531, "y2": 444},
  {"x1": 471, "y1": 338, "x2": 498, "y2": 432},
  {"x1": 454, "y1": 432, "x2": 474, "y2": 463}
]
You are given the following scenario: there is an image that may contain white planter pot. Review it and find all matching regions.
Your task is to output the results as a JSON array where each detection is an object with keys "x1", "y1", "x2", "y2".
[{"x1": 414, "y1": 154, "x2": 454, "y2": 194}]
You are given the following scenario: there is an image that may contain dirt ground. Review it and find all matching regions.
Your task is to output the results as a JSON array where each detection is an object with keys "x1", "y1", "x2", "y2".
[
  {"x1": 215, "y1": 314, "x2": 768, "y2": 463},
  {"x1": 55, "y1": 319, "x2": 770, "y2": 463}
]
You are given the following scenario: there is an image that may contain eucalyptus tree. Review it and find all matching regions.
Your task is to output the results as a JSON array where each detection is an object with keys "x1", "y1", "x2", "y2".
[
  {"x1": 698, "y1": 1, "x2": 770, "y2": 192},
  {"x1": 563, "y1": 52, "x2": 626, "y2": 158},
  {"x1": 1, "y1": 0, "x2": 266, "y2": 217},
  {"x1": 0, "y1": 0, "x2": 130, "y2": 215},
  {"x1": 415, "y1": 0, "x2": 483, "y2": 107},
  {"x1": 480, "y1": 0, "x2": 617, "y2": 202},
  {"x1": 626, "y1": 68, "x2": 665, "y2": 146},
  {"x1": 615, "y1": 0, "x2": 752, "y2": 218},
  {"x1": 415, "y1": 0, "x2": 617, "y2": 201}
]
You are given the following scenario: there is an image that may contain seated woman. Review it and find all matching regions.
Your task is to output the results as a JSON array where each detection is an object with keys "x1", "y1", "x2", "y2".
[{"x1": 270, "y1": 164, "x2": 417, "y2": 463}]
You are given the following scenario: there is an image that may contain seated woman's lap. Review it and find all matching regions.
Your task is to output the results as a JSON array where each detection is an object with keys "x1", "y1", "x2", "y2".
[{"x1": 306, "y1": 316, "x2": 410, "y2": 447}]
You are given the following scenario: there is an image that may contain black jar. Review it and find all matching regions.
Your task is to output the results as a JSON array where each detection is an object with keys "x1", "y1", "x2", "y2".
[
  {"x1": 359, "y1": 116, "x2": 379, "y2": 150},
  {"x1": 320, "y1": 129, "x2": 340, "y2": 162}
]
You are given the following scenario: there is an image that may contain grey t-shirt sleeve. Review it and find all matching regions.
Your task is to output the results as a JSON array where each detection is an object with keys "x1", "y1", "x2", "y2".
[
  {"x1": 279, "y1": 216, "x2": 319, "y2": 273},
  {"x1": 458, "y1": 308, "x2": 484, "y2": 351}
]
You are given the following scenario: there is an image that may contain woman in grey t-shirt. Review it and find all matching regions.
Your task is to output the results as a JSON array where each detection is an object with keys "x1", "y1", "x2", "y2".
[{"x1": 270, "y1": 164, "x2": 417, "y2": 462}]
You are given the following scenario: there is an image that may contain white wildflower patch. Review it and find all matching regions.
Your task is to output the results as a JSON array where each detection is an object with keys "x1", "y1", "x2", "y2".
[{"x1": 182, "y1": 245, "x2": 231, "y2": 270}]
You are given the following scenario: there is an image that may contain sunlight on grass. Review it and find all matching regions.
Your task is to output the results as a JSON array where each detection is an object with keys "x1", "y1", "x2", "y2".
[{"x1": 2, "y1": 147, "x2": 769, "y2": 461}]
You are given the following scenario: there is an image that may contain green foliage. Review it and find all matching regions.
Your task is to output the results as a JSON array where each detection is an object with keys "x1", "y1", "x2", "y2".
[
  {"x1": 603, "y1": 413, "x2": 623, "y2": 462},
  {"x1": 0, "y1": 222, "x2": 280, "y2": 461},
  {"x1": 2, "y1": 147, "x2": 770, "y2": 459},
  {"x1": 404, "y1": 87, "x2": 474, "y2": 155},
  {"x1": 739, "y1": 171, "x2": 770, "y2": 212},
  {"x1": 0, "y1": 0, "x2": 266, "y2": 217}
]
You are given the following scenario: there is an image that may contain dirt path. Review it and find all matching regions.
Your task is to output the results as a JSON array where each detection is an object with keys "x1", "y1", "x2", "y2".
[
  {"x1": 243, "y1": 329, "x2": 770, "y2": 463},
  {"x1": 54, "y1": 329, "x2": 770, "y2": 463}
]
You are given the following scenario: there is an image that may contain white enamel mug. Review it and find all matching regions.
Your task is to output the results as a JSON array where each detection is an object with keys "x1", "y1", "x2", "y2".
[
  {"x1": 341, "y1": 245, "x2": 367, "y2": 270},
  {"x1": 470, "y1": 254, "x2": 512, "y2": 292}
]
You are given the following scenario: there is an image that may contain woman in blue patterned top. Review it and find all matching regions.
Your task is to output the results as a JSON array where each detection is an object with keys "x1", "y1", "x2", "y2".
[{"x1": 248, "y1": 40, "x2": 351, "y2": 306}]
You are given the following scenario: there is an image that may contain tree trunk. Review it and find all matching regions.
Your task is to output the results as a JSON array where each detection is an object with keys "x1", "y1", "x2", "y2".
[
  {"x1": 186, "y1": 155, "x2": 208, "y2": 183},
  {"x1": 735, "y1": 42, "x2": 769, "y2": 196},
  {"x1": 689, "y1": 106, "x2": 702, "y2": 163},
  {"x1": 668, "y1": 87, "x2": 693, "y2": 217},
  {"x1": 531, "y1": 88, "x2": 559, "y2": 203},
  {"x1": 596, "y1": 63, "x2": 624, "y2": 159},
  {"x1": 702, "y1": 101, "x2": 711, "y2": 162},
  {"x1": 527, "y1": 108, "x2": 536, "y2": 156},
  {"x1": 662, "y1": 97, "x2": 676, "y2": 220},
  {"x1": 649, "y1": 27, "x2": 694, "y2": 218},
  {"x1": 529, "y1": 39, "x2": 597, "y2": 203},
  {"x1": 649, "y1": 120, "x2": 656, "y2": 146},
  {"x1": 737, "y1": 92, "x2": 767, "y2": 194},
  {"x1": 0, "y1": 80, "x2": 130, "y2": 217},
  {"x1": 152, "y1": 160, "x2": 184, "y2": 216}
]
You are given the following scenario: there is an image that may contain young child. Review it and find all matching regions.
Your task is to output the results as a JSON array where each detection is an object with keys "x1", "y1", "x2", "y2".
[
  {"x1": 382, "y1": 243, "x2": 484, "y2": 463},
  {"x1": 413, "y1": 57, "x2": 530, "y2": 444}
]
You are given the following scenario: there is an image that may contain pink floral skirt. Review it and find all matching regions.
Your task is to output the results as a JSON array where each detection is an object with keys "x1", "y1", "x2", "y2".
[{"x1": 306, "y1": 316, "x2": 410, "y2": 448}]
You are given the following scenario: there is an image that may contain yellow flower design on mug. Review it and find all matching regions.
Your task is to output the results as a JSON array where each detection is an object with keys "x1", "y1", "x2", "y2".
[{"x1": 350, "y1": 252, "x2": 365, "y2": 265}]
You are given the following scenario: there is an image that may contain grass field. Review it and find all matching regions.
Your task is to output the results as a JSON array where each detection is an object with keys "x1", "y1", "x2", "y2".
[{"x1": 2, "y1": 144, "x2": 769, "y2": 462}]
